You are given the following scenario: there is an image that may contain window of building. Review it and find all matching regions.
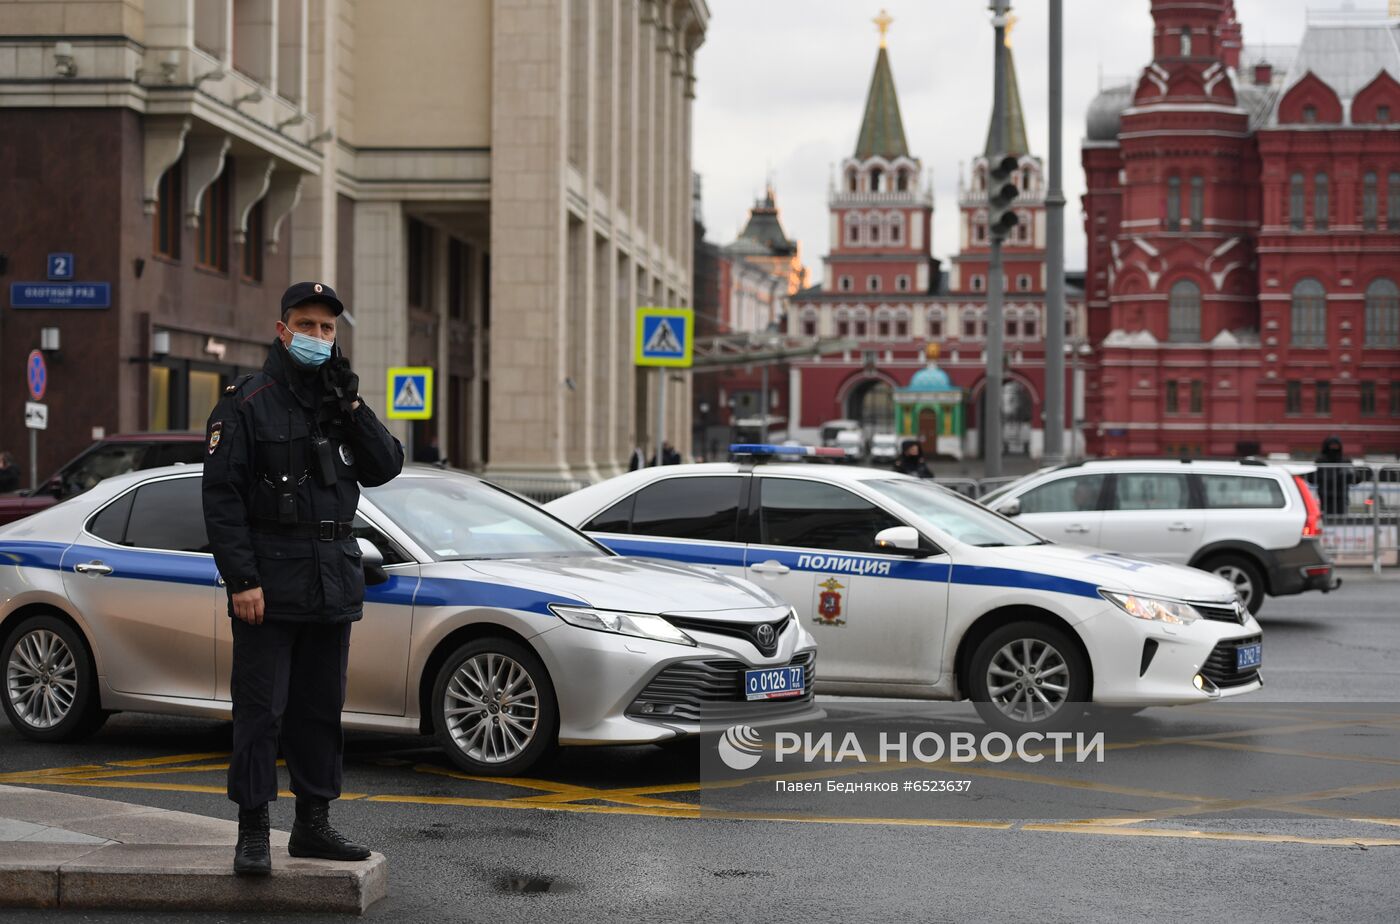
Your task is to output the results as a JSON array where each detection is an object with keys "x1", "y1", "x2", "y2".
[
  {"x1": 1015, "y1": 213, "x2": 1032, "y2": 245},
  {"x1": 407, "y1": 218, "x2": 433, "y2": 309},
  {"x1": 894, "y1": 314, "x2": 910, "y2": 339},
  {"x1": 867, "y1": 275, "x2": 881, "y2": 293},
  {"x1": 801, "y1": 312, "x2": 818, "y2": 337},
  {"x1": 895, "y1": 275, "x2": 911, "y2": 292},
  {"x1": 153, "y1": 160, "x2": 182, "y2": 260},
  {"x1": 868, "y1": 219, "x2": 882, "y2": 245},
  {"x1": 1168, "y1": 279, "x2": 1202, "y2": 342},
  {"x1": 876, "y1": 317, "x2": 892, "y2": 340},
  {"x1": 195, "y1": 169, "x2": 229, "y2": 272},
  {"x1": 853, "y1": 315, "x2": 869, "y2": 339},
  {"x1": 836, "y1": 318, "x2": 852, "y2": 337},
  {"x1": 1006, "y1": 318, "x2": 1017, "y2": 339},
  {"x1": 1190, "y1": 380, "x2": 1204, "y2": 414},
  {"x1": 1379, "y1": 105, "x2": 1392, "y2": 123},
  {"x1": 1166, "y1": 380, "x2": 1179, "y2": 413},
  {"x1": 240, "y1": 199, "x2": 264, "y2": 282},
  {"x1": 929, "y1": 317, "x2": 944, "y2": 339},
  {"x1": 1291, "y1": 278, "x2": 1327, "y2": 347},
  {"x1": 1365, "y1": 278, "x2": 1399, "y2": 347},
  {"x1": 839, "y1": 275, "x2": 854, "y2": 292},
  {"x1": 963, "y1": 317, "x2": 978, "y2": 339},
  {"x1": 758, "y1": 478, "x2": 903, "y2": 553},
  {"x1": 1023, "y1": 318, "x2": 1037, "y2": 339},
  {"x1": 1392, "y1": 381, "x2": 1400, "y2": 417},
  {"x1": 1017, "y1": 274, "x2": 1032, "y2": 292},
  {"x1": 845, "y1": 215, "x2": 861, "y2": 246},
  {"x1": 846, "y1": 168, "x2": 858, "y2": 192},
  {"x1": 1316, "y1": 380, "x2": 1331, "y2": 414},
  {"x1": 1285, "y1": 380, "x2": 1302, "y2": 414},
  {"x1": 869, "y1": 167, "x2": 883, "y2": 192},
  {"x1": 1166, "y1": 175, "x2": 1181, "y2": 227},
  {"x1": 973, "y1": 216, "x2": 988, "y2": 244},
  {"x1": 1314, "y1": 173, "x2": 1329, "y2": 230},
  {"x1": 447, "y1": 238, "x2": 470, "y2": 320},
  {"x1": 1390, "y1": 173, "x2": 1400, "y2": 231},
  {"x1": 1303, "y1": 104, "x2": 1318, "y2": 124},
  {"x1": 889, "y1": 213, "x2": 904, "y2": 245},
  {"x1": 1179, "y1": 27, "x2": 1192, "y2": 56},
  {"x1": 896, "y1": 169, "x2": 910, "y2": 192},
  {"x1": 1363, "y1": 172, "x2": 1380, "y2": 231},
  {"x1": 1289, "y1": 173, "x2": 1306, "y2": 230},
  {"x1": 1361, "y1": 381, "x2": 1377, "y2": 416},
  {"x1": 1190, "y1": 176, "x2": 1205, "y2": 231},
  {"x1": 971, "y1": 274, "x2": 986, "y2": 292}
]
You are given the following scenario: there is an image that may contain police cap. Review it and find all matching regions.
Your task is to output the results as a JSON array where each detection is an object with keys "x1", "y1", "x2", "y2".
[{"x1": 280, "y1": 281, "x2": 345, "y2": 317}]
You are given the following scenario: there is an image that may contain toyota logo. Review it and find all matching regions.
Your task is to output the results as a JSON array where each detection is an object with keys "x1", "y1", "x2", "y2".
[{"x1": 755, "y1": 624, "x2": 776, "y2": 648}]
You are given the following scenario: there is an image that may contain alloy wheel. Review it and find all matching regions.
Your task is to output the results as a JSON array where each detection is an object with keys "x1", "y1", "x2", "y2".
[
  {"x1": 442, "y1": 652, "x2": 540, "y2": 764},
  {"x1": 1215, "y1": 564, "x2": 1255, "y2": 610},
  {"x1": 6, "y1": 628, "x2": 79, "y2": 730},
  {"x1": 984, "y1": 637, "x2": 1070, "y2": 723}
]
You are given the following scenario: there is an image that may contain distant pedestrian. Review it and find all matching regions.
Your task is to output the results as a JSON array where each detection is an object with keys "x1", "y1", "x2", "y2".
[
  {"x1": 893, "y1": 439, "x2": 933, "y2": 479},
  {"x1": 0, "y1": 452, "x2": 20, "y2": 493},
  {"x1": 1310, "y1": 435, "x2": 1358, "y2": 517},
  {"x1": 628, "y1": 446, "x2": 646, "y2": 471}
]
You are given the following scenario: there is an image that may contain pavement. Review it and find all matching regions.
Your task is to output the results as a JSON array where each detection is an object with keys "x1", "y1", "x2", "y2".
[
  {"x1": 0, "y1": 569, "x2": 1396, "y2": 922},
  {"x1": 0, "y1": 785, "x2": 385, "y2": 913}
]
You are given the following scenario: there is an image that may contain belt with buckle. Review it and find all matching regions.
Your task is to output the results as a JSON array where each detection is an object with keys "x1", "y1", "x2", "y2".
[{"x1": 251, "y1": 518, "x2": 355, "y2": 541}]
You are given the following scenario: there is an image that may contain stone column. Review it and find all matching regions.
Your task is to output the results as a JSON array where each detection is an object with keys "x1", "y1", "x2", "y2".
[{"x1": 353, "y1": 201, "x2": 408, "y2": 441}]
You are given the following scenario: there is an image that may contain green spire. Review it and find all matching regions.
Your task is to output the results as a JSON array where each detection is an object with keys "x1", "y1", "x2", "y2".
[
  {"x1": 855, "y1": 46, "x2": 910, "y2": 160},
  {"x1": 985, "y1": 42, "x2": 1029, "y2": 157}
]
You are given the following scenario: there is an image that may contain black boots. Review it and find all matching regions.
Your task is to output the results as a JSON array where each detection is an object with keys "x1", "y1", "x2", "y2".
[
  {"x1": 288, "y1": 798, "x2": 371, "y2": 861},
  {"x1": 233, "y1": 804, "x2": 272, "y2": 876}
]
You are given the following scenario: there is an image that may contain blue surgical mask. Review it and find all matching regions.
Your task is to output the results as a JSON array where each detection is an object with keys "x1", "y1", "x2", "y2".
[{"x1": 287, "y1": 331, "x2": 333, "y2": 368}]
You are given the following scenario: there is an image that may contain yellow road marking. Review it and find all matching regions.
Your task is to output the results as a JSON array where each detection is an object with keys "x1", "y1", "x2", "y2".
[
  {"x1": 107, "y1": 751, "x2": 230, "y2": 768},
  {"x1": 1021, "y1": 822, "x2": 1400, "y2": 848},
  {"x1": 1180, "y1": 738, "x2": 1400, "y2": 767},
  {"x1": 410, "y1": 763, "x2": 694, "y2": 809}
]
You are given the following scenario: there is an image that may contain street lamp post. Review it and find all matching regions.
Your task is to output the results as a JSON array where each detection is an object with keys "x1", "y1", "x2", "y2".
[
  {"x1": 1043, "y1": 0, "x2": 1067, "y2": 466},
  {"x1": 984, "y1": 0, "x2": 1012, "y2": 478}
]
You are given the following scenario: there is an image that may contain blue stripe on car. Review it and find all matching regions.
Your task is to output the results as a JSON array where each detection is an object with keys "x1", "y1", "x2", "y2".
[
  {"x1": 0, "y1": 541, "x2": 583, "y2": 615},
  {"x1": 596, "y1": 535, "x2": 1102, "y2": 600}
]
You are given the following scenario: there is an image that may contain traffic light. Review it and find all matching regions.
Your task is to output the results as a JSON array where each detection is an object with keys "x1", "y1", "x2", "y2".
[{"x1": 988, "y1": 154, "x2": 1020, "y2": 240}]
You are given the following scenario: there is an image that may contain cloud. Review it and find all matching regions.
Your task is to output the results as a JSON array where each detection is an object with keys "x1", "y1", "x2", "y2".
[{"x1": 693, "y1": 0, "x2": 1315, "y2": 281}]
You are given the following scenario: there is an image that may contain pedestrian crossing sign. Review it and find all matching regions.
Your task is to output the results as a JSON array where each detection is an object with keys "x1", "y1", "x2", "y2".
[
  {"x1": 634, "y1": 306, "x2": 694, "y2": 368},
  {"x1": 386, "y1": 366, "x2": 433, "y2": 420}
]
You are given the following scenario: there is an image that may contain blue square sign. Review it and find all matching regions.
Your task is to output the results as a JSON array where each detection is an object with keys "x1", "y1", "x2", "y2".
[{"x1": 47, "y1": 254, "x2": 74, "y2": 280}]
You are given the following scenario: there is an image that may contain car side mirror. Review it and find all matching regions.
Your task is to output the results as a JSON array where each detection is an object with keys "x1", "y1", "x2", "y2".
[
  {"x1": 874, "y1": 525, "x2": 929, "y2": 557},
  {"x1": 46, "y1": 476, "x2": 64, "y2": 498},
  {"x1": 996, "y1": 498, "x2": 1021, "y2": 517},
  {"x1": 357, "y1": 537, "x2": 389, "y2": 586}
]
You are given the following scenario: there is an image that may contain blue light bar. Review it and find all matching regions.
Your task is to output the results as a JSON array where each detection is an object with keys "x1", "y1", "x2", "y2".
[{"x1": 729, "y1": 443, "x2": 849, "y2": 458}]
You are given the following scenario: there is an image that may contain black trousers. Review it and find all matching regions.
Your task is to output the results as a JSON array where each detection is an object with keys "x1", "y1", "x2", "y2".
[{"x1": 228, "y1": 619, "x2": 352, "y2": 810}]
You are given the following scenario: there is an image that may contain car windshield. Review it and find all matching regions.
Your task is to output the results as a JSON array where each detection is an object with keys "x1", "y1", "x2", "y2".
[
  {"x1": 366, "y1": 476, "x2": 606, "y2": 561},
  {"x1": 866, "y1": 478, "x2": 1045, "y2": 548}
]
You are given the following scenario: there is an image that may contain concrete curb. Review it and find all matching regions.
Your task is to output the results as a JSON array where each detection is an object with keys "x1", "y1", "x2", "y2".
[{"x1": 0, "y1": 786, "x2": 386, "y2": 914}]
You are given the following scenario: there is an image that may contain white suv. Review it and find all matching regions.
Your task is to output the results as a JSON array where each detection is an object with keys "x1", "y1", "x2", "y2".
[{"x1": 979, "y1": 459, "x2": 1339, "y2": 615}]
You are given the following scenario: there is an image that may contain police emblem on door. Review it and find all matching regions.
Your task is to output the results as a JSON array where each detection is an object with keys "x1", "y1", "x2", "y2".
[{"x1": 815, "y1": 577, "x2": 846, "y2": 626}]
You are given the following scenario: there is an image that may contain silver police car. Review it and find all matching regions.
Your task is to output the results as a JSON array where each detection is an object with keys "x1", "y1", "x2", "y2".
[{"x1": 0, "y1": 466, "x2": 819, "y2": 775}]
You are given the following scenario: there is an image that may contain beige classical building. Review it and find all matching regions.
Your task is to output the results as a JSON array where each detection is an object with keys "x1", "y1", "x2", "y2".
[{"x1": 0, "y1": 0, "x2": 705, "y2": 481}]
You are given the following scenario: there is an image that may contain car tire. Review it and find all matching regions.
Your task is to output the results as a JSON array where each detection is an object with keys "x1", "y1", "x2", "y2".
[
  {"x1": 1, "y1": 613, "x2": 108, "y2": 742},
  {"x1": 1203, "y1": 554, "x2": 1265, "y2": 616},
  {"x1": 968, "y1": 621, "x2": 1089, "y2": 733},
  {"x1": 431, "y1": 637, "x2": 558, "y2": 777}
]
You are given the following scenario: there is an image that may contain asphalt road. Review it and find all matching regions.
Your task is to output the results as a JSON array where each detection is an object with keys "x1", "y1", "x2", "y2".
[{"x1": 3, "y1": 571, "x2": 1399, "y2": 923}]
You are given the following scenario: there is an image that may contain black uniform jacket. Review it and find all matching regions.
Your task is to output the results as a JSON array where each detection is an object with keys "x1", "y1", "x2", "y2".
[{"x1": 202, "y1": 341, "x2": 404, "y2": 623}]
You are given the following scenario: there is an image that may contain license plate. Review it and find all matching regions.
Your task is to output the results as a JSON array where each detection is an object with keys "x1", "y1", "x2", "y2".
[
  {"x1": 1236, "y1": 643, "x2": 1262, "y2": 670},
  {"x1": 744, "y1": 665, "x2": 805, "y2": 701}
]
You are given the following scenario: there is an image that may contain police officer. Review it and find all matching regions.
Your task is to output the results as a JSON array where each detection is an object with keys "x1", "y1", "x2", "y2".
[{"x1": 203, "y1": 282, "x2": 404, "y2": 876}]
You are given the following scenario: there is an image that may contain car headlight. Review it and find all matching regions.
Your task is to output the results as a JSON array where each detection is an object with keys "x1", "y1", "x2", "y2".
[
  {"x1": 548, "y1": 605, "x2": 696, "y2": 646},
  {"x1": 1099, "y1": 590, "x2": 1202, "y2": 625}
]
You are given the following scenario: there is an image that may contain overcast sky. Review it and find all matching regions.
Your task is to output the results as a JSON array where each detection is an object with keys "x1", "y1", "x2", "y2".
[{"x1": 692, "y1": 0, "x2": 1345, "y2": 281}]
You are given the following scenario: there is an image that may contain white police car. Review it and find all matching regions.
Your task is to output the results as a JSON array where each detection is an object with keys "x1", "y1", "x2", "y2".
[{"x1": 547, "y1": 446, "x2": 1264, "y2": 731}]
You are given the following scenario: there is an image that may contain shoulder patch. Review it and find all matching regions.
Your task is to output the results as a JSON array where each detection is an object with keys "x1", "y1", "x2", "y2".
[{"x1": 208, "y1": 421, "x2": 223, "y2": 455}]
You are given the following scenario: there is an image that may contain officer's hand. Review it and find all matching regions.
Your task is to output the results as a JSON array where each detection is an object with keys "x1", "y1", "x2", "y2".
[
  {"x1": 324, "y1": 356, "x2": 360, "y2": 405},
  {"x1": 232, "y1": 587, "x2": 265, "y2": 625}
]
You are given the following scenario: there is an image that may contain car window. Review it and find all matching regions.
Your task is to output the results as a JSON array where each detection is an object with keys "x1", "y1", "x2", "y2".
[
  {"x1": 350, "y1": 516, "x2": 412, "y2": 565},
  {"x1": 142, "y1": 441, "x2": 206, "y2": 469},
  {"x1": 630, "y1": 477, "x2": 743, "y2": 543},
  {"x1": 87, "y1": 490, "x2": 135, "y2": 544},
  {"x1": 1200, "y1": 474, "x2": 1285, "y2": 509},
  {"x1": 124, "y1": 478, "x2": 210, "y2": 553},
  {"x1": 759, "y1": 478, "x2": 903, "y2": 553},
  {"x1": 868, "y1": 478, "x2": 1043, "y2": 548},
  {"x1": 365, "y1": 477, "x2": 603, "y2": 561},
  {"x1": 1111, "y1": 473, "x2": 1189, "y2": 511},
  {"x1": 1020, "y1": 474, "x2": 1106, "y2": 514},
  {"x1": 584, "y1": 496, "x2": 635, "y2": 533},
  {"x1": 61, "y1": 444, "x2": 147, "y2": 497}
]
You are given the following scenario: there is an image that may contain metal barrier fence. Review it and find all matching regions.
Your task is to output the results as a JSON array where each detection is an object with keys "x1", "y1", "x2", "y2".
[
  {"x1": 482, "y1": 474, "x2": 593, "y2": 504},
  {"x1": 1309, "y1": 462, "x2": 1400, "y2": 573}
]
